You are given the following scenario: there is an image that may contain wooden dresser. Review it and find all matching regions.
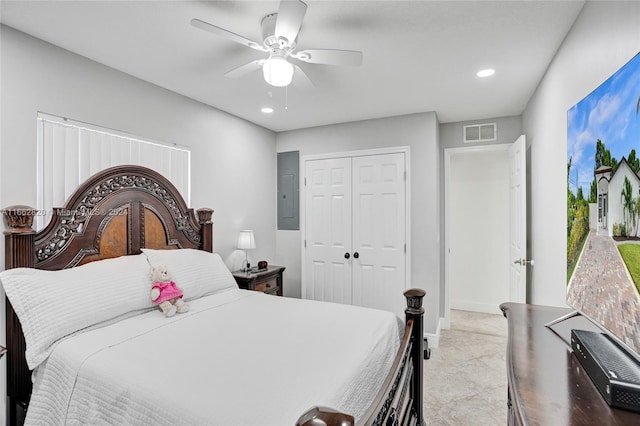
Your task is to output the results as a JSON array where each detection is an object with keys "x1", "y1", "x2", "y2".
[
  {"x1": 232, "y1": 266, "x2": 285, "y2": 296},
  {"x1": 500, "y1": 303, "x2": 640, "y2": 425}
]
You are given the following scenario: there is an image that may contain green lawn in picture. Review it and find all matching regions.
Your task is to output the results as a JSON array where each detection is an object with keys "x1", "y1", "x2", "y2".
[
  {"x1": 618, "y1": 243, "x2": 640, "y2": 294},
  {"x1": 567, "y1": 232, "x2": 589, "y2": 284}
]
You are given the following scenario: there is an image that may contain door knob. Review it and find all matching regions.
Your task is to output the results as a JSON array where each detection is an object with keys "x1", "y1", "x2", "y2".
[
  {"x1": 353, "y1": 252, "x2": 359, "y2": 259},
  {"x1": 513, "y1": 258, "x2": 534, "y2": 266},
  {"x1": 344, "y1": 252, "x2": 350, "y2": 259}
]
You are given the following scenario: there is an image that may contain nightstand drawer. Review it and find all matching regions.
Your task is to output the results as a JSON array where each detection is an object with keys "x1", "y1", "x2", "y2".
[
  {"x1": 254, "y1": 277, "x2": 278, "y2": 293},
  {"x1": 232, "y1": 266, "x2": 285, "y2": 296}
]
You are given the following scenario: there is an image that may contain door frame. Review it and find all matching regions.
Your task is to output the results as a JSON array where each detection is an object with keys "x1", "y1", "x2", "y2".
[
  {"x1": 443, "y1": 143, "x2": 511, "y2": 328},
  {"x1": 300, "y1": 146, "x2": 412, "y2": 300}
]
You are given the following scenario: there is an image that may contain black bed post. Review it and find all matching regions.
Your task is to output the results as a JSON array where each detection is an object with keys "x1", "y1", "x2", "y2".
[
  {"x1": 404, "y1": 288, "x2": 425, "y2": 425},
  {"x1": 197, "y1": 208, "x2": 214, "y2": 253},
  {"x1": 3, "y1": 206, "x2": 38, "y2": 426}
]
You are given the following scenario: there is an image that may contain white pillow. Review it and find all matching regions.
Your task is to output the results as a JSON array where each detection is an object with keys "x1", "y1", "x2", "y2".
[
  {"x1": 0, "y1": 254, "x2": 153, "y2": 369},
  {"x1": 141, "y1": 249, "x2": 238, "y2": 300}
]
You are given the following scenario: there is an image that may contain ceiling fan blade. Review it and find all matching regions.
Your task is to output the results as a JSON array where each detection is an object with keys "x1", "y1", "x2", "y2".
[
  {"x1": 191, "y1": 19, "x2": 267, "y2": 52},
  {"x1": 275, "y1": 0, "x2": 307, "y2": 44},
  {"x1": 292, "y1": 65, "x2": 314, "y2": 90},
  {"x1": 224, "y1": 60, "x2": 265, "y2": 78},
  {"x1": 294, "y1": 49, "x2": 363, "y2": 66}
]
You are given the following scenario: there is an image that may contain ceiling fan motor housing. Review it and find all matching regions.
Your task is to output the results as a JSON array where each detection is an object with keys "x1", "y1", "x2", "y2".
[{"x1": 261, "y1": 13, "x2": 295, "y2": 50}]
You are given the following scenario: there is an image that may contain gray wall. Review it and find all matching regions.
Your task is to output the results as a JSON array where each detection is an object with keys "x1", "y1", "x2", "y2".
[
  {"x1": 440, "y1": 116, "x2": 523, "y2": 150},
  {"x1": 523, "y1": 1, "x2": 640, "y2": 306},
  {"x1": 0, "y1": 25, "x2": 277, "y2": 265},
  {"x1": 275, "y1": 112, "x2": 441, "y2": 337},
  {"x1": 0, "y1": 25, "x2": 277, "y2": 420}
]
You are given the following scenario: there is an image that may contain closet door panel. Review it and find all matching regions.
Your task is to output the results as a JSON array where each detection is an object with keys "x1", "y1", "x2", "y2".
[
  {"x1": 304, "y1": 158, "x2": 352, "y2": 304},
  {"x1": 352, "y1": 153, "x2": 406, "y2": 318}
]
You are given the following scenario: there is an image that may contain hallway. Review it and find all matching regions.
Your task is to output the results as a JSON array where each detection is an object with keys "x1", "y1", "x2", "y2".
[{"x1": 423, "y1": 310, "x2": 507, "y2": 425}]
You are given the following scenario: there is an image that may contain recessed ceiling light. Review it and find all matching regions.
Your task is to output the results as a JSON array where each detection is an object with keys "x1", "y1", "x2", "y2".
[
  {"x1": 476, "y1": 68, "x2": 495, "y2": 78},
  {"x1": 261, "y1": 107, "x2": 274, "y2": 114}
]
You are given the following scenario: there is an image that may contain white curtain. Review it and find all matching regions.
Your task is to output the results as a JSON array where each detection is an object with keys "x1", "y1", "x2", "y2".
[{"x1": 36, "y1": 113, "x2": 191, "y2": 230}]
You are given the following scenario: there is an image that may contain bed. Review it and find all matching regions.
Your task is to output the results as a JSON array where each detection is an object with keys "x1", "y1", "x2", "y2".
[{"x1": 1, "y1": 165, "x2": 425, "y2": 426}]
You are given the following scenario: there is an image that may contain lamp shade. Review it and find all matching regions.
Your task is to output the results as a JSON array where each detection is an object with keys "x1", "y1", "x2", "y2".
[
  {"x1": 262, "y1": 54, "x2": 294, "y2": 87},
  {"x1": 237, "y1": 230, "x2": 256, "y2": 250}
]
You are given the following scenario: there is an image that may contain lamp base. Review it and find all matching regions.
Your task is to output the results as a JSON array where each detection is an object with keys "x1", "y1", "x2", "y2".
[{"x1": 241, "y1": 249, "x2": 250, "y2": 272}]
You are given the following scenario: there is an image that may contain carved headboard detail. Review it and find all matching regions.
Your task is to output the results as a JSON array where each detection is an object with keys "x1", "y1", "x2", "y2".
[
  {"x1": 20, "y1": 165, "x2": 212, "y2": 269},
  {"x1": 2, "y1": 164, "x2": 214, "y2": 419}
]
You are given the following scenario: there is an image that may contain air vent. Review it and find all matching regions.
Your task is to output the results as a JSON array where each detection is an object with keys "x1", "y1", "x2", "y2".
[{"x1": 463, "y1": 123, "x2": 497, "y2": 143}]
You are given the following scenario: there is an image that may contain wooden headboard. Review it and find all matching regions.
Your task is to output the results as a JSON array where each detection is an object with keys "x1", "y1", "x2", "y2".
[{"x1": 2, "y1": 164, "x2": 213, "y2": 422}]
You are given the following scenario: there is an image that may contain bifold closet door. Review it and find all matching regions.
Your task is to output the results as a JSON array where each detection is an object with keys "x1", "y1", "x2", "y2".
[
  {"x1": 351, "y1": 153, "x2": 406, "y2": 317},
  {"x1": 304, "y1": 152, "x2": 407, "y2": 316},
  {"x1": 304, "y1": 157, "x2": 353, "y2": 304}
]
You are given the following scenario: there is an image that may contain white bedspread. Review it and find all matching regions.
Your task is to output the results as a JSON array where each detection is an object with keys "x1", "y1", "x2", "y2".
[{"x1": 25, "y1": 289, "x2": 402, "y2": 425}]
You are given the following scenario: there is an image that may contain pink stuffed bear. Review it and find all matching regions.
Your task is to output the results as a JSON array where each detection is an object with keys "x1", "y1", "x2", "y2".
[{"x1": 150, "y1": 266, "x2": 189, "y2": 317}]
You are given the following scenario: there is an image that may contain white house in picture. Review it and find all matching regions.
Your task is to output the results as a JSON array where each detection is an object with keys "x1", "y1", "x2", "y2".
[{"x1": 595, "y1": 157, "x2": 640, "y2": 237}]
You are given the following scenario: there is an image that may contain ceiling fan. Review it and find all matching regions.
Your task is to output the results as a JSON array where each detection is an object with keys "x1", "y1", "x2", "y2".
[{"x1": 191, "y1": 0, "x2": 363, "y2": 88}]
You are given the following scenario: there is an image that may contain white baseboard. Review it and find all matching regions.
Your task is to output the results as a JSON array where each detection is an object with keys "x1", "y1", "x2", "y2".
[
  {"x1": 440, "y1": 314, "x2": 450, "y2": 330},
  {"x1": 424, "y1": 317, "x2": 442, "y2": 349}
]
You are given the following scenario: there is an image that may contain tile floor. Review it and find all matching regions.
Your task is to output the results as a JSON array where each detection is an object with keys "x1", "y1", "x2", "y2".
[{"x1": 423, "y1": 309, "x2": 508, "y2": 425}]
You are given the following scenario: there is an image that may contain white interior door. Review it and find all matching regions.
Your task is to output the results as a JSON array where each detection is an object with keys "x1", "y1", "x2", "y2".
[
  {"x1": 351, "y1": 153, "x2": 407, "y2": 318},
  {"x1": 304, "y1": 158, "x2": 352, "y2": 304},
  {"x1": 509, "y1": 135, "x2": 528, "y2": 303}
]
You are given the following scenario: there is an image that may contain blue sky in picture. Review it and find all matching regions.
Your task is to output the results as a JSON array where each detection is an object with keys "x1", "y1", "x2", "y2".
[{"x1": 567, "y1": 52, "x2": 640, "y2": 196}]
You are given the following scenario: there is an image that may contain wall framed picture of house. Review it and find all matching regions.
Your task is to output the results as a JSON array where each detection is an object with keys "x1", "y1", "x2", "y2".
[{"x1": 566, "y1": 52, "x2": 640, "y2": 362}]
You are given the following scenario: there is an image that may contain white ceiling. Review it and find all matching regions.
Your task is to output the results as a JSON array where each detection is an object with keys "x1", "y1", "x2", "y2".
[{"x1": 0, "y1": 0, "x2": 585, "y2": 132}]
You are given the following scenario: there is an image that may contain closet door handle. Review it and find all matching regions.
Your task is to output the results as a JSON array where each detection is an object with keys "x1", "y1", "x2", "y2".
[
  {"x1": 344, "y1": 252, "x2": 350, "y2": 259},
  {"x1": 353, "y1": 252, "x2": 359, "y2": 259}
]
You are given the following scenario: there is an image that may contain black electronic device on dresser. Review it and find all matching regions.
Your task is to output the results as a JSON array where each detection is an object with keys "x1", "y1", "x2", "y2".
[
  {"x1": 571, "y1": 329, "x2": 640, "y2": 413},
  {"x1": 232, "y1": 265, "x2": 285, "y2": 296}
]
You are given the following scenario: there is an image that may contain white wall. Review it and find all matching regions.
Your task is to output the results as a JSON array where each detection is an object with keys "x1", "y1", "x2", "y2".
[
  {"x1": 0, "y1": 25, "x2": 277, "y2": 420},
  {"x1": 523, "y1": 1, "x2": 640, "y2": 306},
  {"x1": 276, "y1": 112, "x2": 441, "y2": 336}
]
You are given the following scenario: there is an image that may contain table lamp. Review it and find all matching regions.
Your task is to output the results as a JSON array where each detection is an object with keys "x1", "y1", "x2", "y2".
[{"x1": 237, "y1": 230, "x2": 256, "y2": 272}]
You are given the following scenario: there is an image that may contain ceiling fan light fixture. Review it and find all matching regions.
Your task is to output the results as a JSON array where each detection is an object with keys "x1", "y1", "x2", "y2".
[{"x1": 263, "y1": 54, "x2": 294, "y2": 87}]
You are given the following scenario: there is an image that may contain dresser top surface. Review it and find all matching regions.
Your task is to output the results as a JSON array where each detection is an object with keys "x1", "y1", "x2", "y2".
[{"x1": 501, "y1": 303, "x2": 640, "y2": 426}]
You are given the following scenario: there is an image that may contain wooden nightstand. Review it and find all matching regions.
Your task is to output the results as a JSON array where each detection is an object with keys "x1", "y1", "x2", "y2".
[{"x1": 233, "y1": 266, "x2": 285, "y2": 296}]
